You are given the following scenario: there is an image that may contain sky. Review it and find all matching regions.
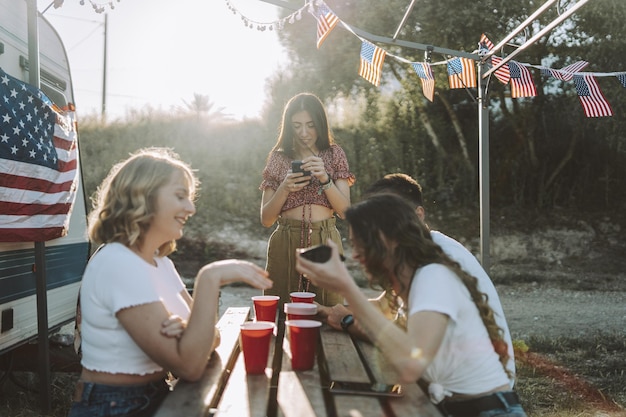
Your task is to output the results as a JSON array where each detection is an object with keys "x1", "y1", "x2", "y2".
[{"x1": 41, "y1": 0, "x2": 289, "y2": 120}]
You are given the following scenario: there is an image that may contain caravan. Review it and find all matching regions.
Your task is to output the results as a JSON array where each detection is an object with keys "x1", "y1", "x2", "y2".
[{"x1": 0, "y1": 0, "x2": 89, "y2": 354}]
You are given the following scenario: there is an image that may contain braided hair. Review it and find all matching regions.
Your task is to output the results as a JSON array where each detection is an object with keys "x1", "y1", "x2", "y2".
[{"x1": 345, "y1": 193, "x2": 511, "y2": 378}]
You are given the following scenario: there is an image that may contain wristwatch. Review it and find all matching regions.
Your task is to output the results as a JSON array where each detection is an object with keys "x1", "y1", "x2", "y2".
[{"x1": 340, "y1": 314, "x2": 355, "y2": 331}]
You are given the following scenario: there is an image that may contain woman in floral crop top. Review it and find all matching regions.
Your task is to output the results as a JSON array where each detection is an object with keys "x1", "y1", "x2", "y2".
[{"x1": 259, "y1": 93, "x2": 355, "y2": 306}]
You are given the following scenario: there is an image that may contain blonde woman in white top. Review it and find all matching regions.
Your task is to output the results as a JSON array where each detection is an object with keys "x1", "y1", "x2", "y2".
[{"x1": 68, "y1": 148, "x2": 272, "y2": 417}]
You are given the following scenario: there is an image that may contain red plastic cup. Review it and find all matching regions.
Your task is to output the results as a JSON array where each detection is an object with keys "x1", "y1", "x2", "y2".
[
  {"x1": 285, "y1": 320, "x2": 322, "y2": 371},
  {"x1": 290, "y1": 291, "x2": 316, "y2": 303},
  {"x1": 252, "y1": 295, "x2": 280, "y2": 322},
  {"x1": 284, "y1": 302, "x2": 317, "y2": 321},
  {"x1": 239, "y1": 322, "x2": 275, "y2": 374}
]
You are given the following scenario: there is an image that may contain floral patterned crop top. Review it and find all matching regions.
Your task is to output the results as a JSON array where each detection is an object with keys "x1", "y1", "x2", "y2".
[{"x1": 259, "y1": 144, "x2": 355, "y2": 213}]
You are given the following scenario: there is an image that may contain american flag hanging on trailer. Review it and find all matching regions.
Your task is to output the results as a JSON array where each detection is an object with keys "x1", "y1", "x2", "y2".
[{"x1": 0, "y1": 68, "x2": 79, "y2": 242}]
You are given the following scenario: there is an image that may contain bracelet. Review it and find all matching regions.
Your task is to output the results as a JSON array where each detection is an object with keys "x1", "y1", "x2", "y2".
[{"x1": 318, "y1": 177, "x2": 333, "y2": 195}]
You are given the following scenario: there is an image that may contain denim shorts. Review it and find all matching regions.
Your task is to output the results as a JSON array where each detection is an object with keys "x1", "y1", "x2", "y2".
[{"x1": 67, "y1": 379, "x2": 170, "y2": 417}]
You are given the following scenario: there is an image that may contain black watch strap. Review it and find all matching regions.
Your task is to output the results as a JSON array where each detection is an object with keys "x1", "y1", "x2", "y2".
[{"x1": 340, "y1": 314, "x2": 355, "y2": 331}]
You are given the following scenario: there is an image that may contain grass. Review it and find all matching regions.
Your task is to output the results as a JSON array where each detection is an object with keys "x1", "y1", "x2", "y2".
[
  {"x1": 514, "y1": 333, "x2": 626, "y2": 416},
  {"x1": 2, "y1": 333, "x2": 625, "y2": 416}
]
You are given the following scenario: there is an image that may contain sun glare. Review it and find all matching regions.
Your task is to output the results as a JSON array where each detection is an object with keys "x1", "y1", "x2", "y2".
[{"x1": 44, "y1": 0, "x2": 286, "y2": 120}]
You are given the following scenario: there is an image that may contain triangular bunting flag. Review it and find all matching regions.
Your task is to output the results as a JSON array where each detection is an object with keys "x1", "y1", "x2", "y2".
[
  {"x1": 447, "y1": 57, "x2": 477, "y2": 89},
  {"x1": 508, "y1": 61, "x2": 537, "y2": 98},
  {"x1": 573, "y1": 74, "x2": 613, "y2": 117},
  {"x1": 479, "y1": 34, "x2": 510, "y2": 84},
  {"x1": 541, "y1": 61, "x2": 589, "y2": 81},
  {"x1": 309, "y1": 1, "x2": 339, "y2": 49},
  {"x1": 359, "y1": 41, "x2": 386, "y2": 87},
  {"x1": 412, "y1": 62, "x2": 435, "y2": 101},
  {"x1": 490, "y1": 56, "x2": 511, "y2": 85}
]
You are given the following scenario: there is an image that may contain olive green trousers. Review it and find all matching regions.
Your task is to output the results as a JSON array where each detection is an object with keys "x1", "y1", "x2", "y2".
[{"x1": 264, "y1": 217, "x2": 345, "y2": 307}]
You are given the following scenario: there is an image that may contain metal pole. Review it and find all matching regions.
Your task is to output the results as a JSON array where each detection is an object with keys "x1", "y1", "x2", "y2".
[
  {"x1": 482, "y1": 0, "x2": 591, "y2": 78},
  {"x1": 477, "y1": 62, "x2": 491, "y2": 272},
  {"x1": 392, "y1": 0, "x2": 417, "y2": 41},
  {"x1": 101, "y1": 13, "x2": 108, "y2": 118},
  {"x1": 26, "y1": 0, "x2": 52, "y2": 412},
  {"x1": 482, "y1": 0, "x2": 559, "y2": 59}
]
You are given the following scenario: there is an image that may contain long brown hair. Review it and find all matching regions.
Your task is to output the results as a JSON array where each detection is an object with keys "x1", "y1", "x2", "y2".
[
  {"x1": 345, "y1": 193, "x2": 511, "y2": 378},
  {"x1": 269, "y1": 92, "x2": 334, "y2": 159}
]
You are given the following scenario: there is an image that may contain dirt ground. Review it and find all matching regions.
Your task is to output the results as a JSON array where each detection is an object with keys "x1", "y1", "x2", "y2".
[{"x1": 208, "y1": 207, "x2": 626, "y2": 341}]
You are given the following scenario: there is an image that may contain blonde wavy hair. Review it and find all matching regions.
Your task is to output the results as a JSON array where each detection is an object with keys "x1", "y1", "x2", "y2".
[
  {"x1": 88, "y1": 147, "x2": 198, "y2": 257},
  {"x1": 345, "y1": 193, "x2": 511, "y2": 379}
]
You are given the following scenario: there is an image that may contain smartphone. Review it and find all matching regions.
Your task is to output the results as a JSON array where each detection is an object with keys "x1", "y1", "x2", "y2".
[
  {"x1": 299, "y1": 244, "x2": 346, "y2": 263},
  {"x1": 329, "y1": 381, "x2": 404, "y2": 397},
  {"x1": 291, "y1": 160, "x2": 311, "y2": 177}
]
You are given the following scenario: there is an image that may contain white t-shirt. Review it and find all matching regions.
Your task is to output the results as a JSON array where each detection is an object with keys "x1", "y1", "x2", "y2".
[
  {"x1": 408, "y1": 263, "x2": 511, "y2": 402},
  {"x1": 431, "y1": 231, "x2": 515, "y2": 387},
  {"x1": 80, "y1": 242, "x2": 189, "y2": 375}
]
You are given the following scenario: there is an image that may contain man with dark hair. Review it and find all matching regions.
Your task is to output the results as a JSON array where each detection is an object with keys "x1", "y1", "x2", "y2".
[{"x1": 317, "y1": 173, "x2": 516, "y2": 387}]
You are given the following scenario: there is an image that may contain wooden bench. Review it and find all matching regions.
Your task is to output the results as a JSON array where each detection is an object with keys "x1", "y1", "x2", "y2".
[{"x1": 155, "y1": 306, "x2": 442, "y2": 417}]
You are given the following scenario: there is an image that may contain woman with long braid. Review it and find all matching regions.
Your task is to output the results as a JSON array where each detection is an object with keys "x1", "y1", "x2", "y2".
[{"x1": 296, "y1": 193, "x2": 526, "y2": 417}]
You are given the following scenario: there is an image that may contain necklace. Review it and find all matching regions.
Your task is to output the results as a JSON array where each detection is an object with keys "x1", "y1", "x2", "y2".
[{"x1": 298, "y1": 203, "x2": 313, "y2": 292}]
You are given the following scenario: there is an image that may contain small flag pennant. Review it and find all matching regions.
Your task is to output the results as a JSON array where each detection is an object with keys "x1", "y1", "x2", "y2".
[
  {"x1": 573, "y1": 74, "x2": 613, "y2": 118},
  {"x1": 508, "y1": 61, "x2": 537, "y2": 98},
  {"x1": 541, "y1": 60, "x2": 589, "y2": 81},
  {"x1": 490, "y1": 56, "x2": 511, "y2": 85},
  {"x1": 359, "y1": 41, "x2": 386, "y2": 87},
  {"x1": 412, "y1": 62, "x2": 435, "y2": 102},
  {"x1": 447, "y1": 57, "x2": 477, "y2": 89},
  {"x1": 479, "y1": 33, "x2": 495, "y2": 52},
  {"x1": 478, "y1": 34, "x2": 510, "y2": 84},
  {"x1": 309, "y1": 1, "x2": 339, "y2": 49}
]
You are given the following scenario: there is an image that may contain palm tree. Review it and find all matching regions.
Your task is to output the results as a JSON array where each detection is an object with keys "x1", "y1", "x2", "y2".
[{"x1": 179, "y1": 93, "x2": 231, "y2": 123}]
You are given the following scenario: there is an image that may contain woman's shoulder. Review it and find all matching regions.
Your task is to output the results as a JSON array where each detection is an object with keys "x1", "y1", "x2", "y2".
[
  {"x1": 268, "y1": 150, "x2": 289, "y2": 160},
  {"x1": 89, "y1": 243, "x2": 146, "y2": 273},
  {"x1": 92, "y1": 242, "x2": 131, "y2": 260},
  {"x1": 415, "y1": 263, "x2": 458, "y2": 282}
]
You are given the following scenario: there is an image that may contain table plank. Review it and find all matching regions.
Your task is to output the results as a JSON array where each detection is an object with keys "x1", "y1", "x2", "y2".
[
  {"x1": 355, "y1": 339, "x2": 443, "y2": 417},
  {"x1": 321, "y1": 328, "x2": 386, "y2": 417},
  {"x1": 154, "y1": 307, "x2": 250, "y2": 417},
  {"x1": 276, "y1": 326, "x2": 325, "y2": 417},
  {"x1": 213, "y1": 346, "x2": 273, "y2": 417}
]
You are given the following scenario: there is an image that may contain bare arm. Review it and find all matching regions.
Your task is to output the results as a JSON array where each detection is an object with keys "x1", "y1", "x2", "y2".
[
  {"x1": 118, "y1": 260, "x2": 272, "y2": 381},
  {"x1": 296, "y1": 240, "x2": 448, "y2": 383},
  {"x1": 260, "y1": 171, "x2": 310, "y2": 227},
  {"x1": 316, "y1": 293, "x2": 393, "y2": 342},
  {"x1": 301, "y1": 157, "x2": 351, "y2": 218}
]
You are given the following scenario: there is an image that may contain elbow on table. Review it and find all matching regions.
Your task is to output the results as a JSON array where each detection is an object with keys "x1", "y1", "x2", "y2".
[{"x1": 174, "y1": 362, "x2": 206, "y2": 382}]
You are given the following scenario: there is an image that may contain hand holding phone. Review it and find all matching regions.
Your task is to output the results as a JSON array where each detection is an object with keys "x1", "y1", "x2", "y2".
[
  {"x1": 329, "y1": 380, "x2": 404, "y2": 397},
  {"x1": 291, "y1": 160, "x2": 312, "y2": 177},
  {"x1": 298, "y1": 244, "x2": 346, "y2": 263}
]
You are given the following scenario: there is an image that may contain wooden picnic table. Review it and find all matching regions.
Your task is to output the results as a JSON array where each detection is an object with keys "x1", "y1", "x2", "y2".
[{"x1": 154, "y1": 306, "x2": 443, "y2": 417}]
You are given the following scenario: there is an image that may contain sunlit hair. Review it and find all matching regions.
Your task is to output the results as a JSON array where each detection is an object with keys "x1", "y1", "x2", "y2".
[
  {"x1": 270, "y1": 92, "x2": 334, "y2": 158},
  {"x1": 364, "y1": 173, "x2": 424, "y2": 208},
  {"x1": 88, "y1": 147, "x2": 199, "y2": 257},
  {"x1": 345, "y1": 193, "x2": 511, "y2": 378}
]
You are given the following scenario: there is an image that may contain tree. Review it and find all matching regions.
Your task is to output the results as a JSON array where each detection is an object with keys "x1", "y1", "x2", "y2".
[
  {"x1": 178, "y1": 93, "x2": 231, "y2": 123},
  {"x1": 267, "y1": 0, "x2": 626, "y2": 210}
]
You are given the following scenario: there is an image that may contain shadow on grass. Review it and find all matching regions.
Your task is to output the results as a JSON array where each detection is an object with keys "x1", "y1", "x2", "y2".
[{"x1": 515, "y1": 332, "x2": 626, "y2": 416}]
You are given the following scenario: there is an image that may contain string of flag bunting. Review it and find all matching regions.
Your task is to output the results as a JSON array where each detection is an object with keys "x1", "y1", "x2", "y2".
[
  {"x1": 79, "y1": 0, "x2": 121, "y2": 13},
  {"x1": 225, "y1": 0, "x2": 626, "y2": 118}
]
